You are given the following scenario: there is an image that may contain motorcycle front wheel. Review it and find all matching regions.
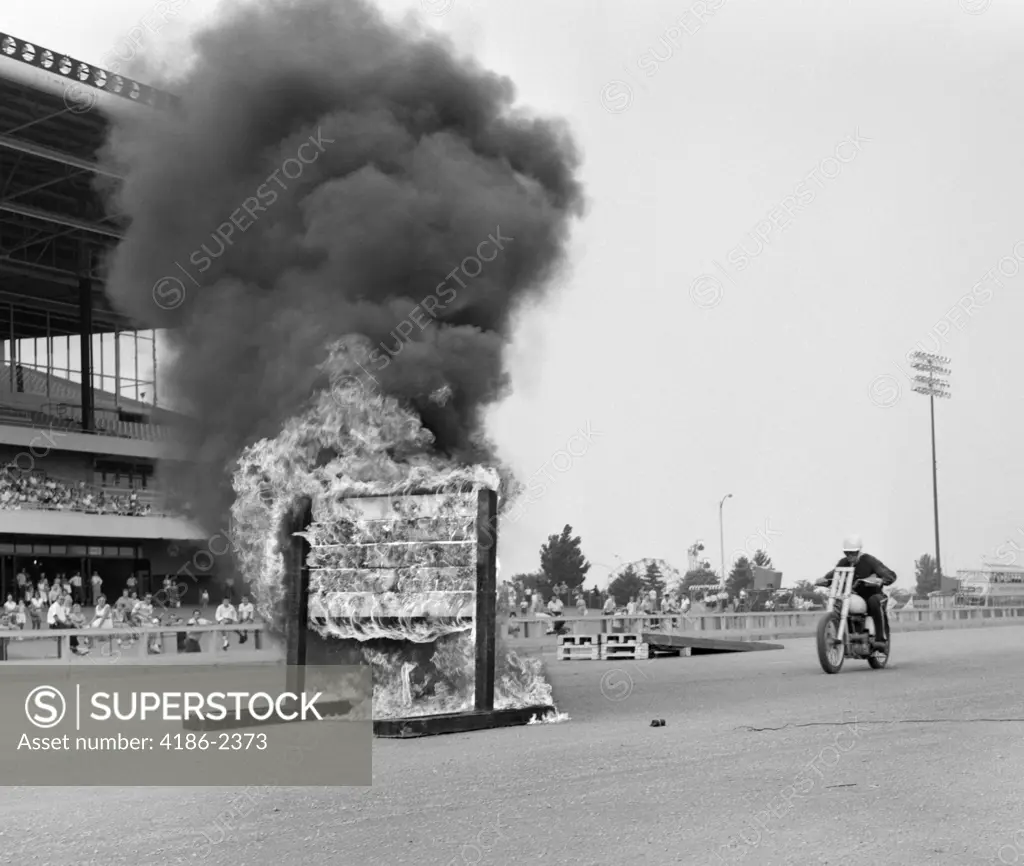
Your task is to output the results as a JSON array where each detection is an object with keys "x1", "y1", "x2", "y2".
[
  {"x1": 868, "y1": 626, "x2": 890, "y2": 669},
  {"x1": 816, "y1": 612, "x2": 844, "y2": 674}
]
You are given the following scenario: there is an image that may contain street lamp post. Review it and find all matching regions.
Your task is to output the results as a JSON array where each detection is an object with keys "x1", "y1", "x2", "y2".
[
  {"x1": 911, "y1": 351, "x2": 951, "y2": 580},
  {"x1": 719, "y1": 493, "x2": 733, "y2": 590}
]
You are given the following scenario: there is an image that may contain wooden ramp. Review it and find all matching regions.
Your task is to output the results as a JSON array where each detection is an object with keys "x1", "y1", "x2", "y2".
[{"x1": 642, "y1": 631, "x2": 784, "y2": 654}]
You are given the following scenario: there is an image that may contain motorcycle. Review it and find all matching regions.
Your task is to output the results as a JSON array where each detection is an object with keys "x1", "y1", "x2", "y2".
[{"x1": 815, "y1": 566, "x2": 891, "y2": 674}]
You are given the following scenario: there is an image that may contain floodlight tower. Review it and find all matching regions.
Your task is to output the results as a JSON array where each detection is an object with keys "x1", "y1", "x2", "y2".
[
  {"x1": 719, "y1": 493, "x2": 733, "y2": 588},
  {"x1": 910, "y1": 351, "x2": 951, "y2": 580}
]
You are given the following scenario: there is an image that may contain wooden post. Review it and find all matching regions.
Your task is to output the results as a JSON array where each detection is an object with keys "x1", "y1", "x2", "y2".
[
  {"x1": 474, "y1": 489, "x2": 497, "y2": 713},
  {"x1": 284, "y1": 496, "x2": 313, "y2": 697}
]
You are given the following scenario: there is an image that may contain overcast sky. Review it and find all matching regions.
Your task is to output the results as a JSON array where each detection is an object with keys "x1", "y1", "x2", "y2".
[{"x1": 6, "y1": 0, "x2": 1024, "y2": 590}]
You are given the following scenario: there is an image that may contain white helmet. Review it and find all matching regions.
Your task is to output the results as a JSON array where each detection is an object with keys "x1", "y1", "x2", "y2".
[{"x1": 842, "y1": 534, "x2": 863, "y2": 556}]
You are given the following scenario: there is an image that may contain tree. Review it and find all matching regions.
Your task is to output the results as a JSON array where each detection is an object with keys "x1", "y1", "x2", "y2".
[
  {"x1": 641, "y1": 561, "x2": 667, "y2": 597},
  {"x1": 914, "y1": 553, "x2": 941, "y2": 596},
  {"x1": 509, "y1": 571, "x2": 548, "y2": 600},
  {"x1": 890, "y1": 587, "x2": 912, "y2": 604},
  {"x1": 752, "y1": 549, "x2": 774, "y2": 569},
  {"x1": 607, "y1": 565, "x2": 644, "y2": 605},
  {"x1": 678, "y1": 568, "x2": 720, "y2": 594},
  {"x1": 725, "y1": 556, "x2": 754, "y2": 598},
  {"x1": 539, "y1": 525, "x2": 591, "y2": 596},
  {"x1": 791, "y1": 580, "x2": 820, "y2": 601}
]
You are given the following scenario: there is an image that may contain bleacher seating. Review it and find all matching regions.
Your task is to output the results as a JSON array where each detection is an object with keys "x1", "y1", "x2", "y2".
[{"x1": 0, "y1": 463, "x2": 162, "y2": 516}]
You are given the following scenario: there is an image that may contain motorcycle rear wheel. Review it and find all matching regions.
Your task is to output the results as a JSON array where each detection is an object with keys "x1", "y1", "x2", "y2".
[{"x1": 816, "y1": 612, "x2": 844, "y2": 674}]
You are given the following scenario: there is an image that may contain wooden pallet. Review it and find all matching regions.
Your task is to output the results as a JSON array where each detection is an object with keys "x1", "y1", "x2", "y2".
[
  {"x1": 558, "y1": 634, "x2": 600, "y2": 647},
  {"x1": 600, "y1": 641, "x2": 649, "y2": 661},
  {"x1": 602, "y1": 633, "x2": 641, "y2": 646},
  {"x1": 558, "y1": 644, "x2": 599, "y2": 661}
]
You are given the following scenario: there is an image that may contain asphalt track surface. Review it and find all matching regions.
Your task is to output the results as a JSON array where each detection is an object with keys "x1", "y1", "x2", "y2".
[{"x1": 3, "y1": 626, "x2": 1024, "y2": 866}]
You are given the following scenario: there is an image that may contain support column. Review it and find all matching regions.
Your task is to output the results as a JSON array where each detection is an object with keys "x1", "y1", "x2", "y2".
[
  {"x1": 114, "y1": 328, "x2": 120, "y2": 408},
  {"x1": 152, "y1": 332, "x2": 158, "y2": 407},
  {"x1": 78, "y1": 274, "x2": 94, "y2": 432},
  {"x1": 45, "y1": 312, "x2": 51, "y2": 401},
  {"x1": 283, "y1": 496, "x2": 313, "y2": 696},
  {"x1": 7, "y1": 304, "x2": 13, "y2": 392},
  {"x1": 474, "y1": 489, "x2": 497, "y2": 713}
]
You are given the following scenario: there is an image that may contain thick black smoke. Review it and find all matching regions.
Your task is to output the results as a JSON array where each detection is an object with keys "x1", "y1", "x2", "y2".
[{"x1": 98, "y1": 0, "x2": 583, "y2": 531}]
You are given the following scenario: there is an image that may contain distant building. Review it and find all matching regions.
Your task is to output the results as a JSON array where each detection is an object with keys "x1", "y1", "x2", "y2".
[{"x1": 956, "y1": 565, "x2": 1024, "y2": 605}]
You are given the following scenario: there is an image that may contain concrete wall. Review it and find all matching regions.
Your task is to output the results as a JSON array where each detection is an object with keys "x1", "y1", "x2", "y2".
[
  {"x1": 0, "y1": 423, "x2": 187, "y2": 460},
  {"x1": 505, "y1": 607, "x2": 1024, "y2": 648},
  {"x1": 0, "y1": 509, "x2": 205, "y2": 540}
]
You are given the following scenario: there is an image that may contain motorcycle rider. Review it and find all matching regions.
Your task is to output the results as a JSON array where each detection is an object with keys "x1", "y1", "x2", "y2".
[{"x1": 815, "y1": 534, "x2": 895, "y2": 651}]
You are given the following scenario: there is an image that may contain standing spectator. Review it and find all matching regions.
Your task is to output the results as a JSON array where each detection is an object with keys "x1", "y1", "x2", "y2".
[
  {"x1": 546, "y1": 594, "x2": 565, "y2": 634},
  {"x1": 519, "y1": 597, "x2": 528, "y2": 617},
  {"x1": 14, "y1": 599, "x2": 26, "y2": 635},
  {"x1": 215, "y1": 597, "x2": 238, "y2": 650},
  {"x1": 15, "y1": 568, "x2": 28, "y2": 600},
  {"x1": 575, "y1": 593, "x2": 587, "y2": 617},
  {"x1": 603, "y1": 594, "x2": 616, "y2": 616},
  {"x1": 90, "y1": 571, "x2": 103, "y2": 606},
  {"x1": 126, "y1": 573, "x2": 138, "y2": 596},
  {"x1": 237, "y1": 595, "x2": 255, "y2": 644},
  {"x1": 47, "y1": 581, "x2": 60, "y2": 606},
  {"x1": 200, "y1": 587, "x2": 211, "y2": 610},
  {"x1": 37, "y1": 575, "x2": 48, "y2": 599},
  {"x1": 28, "y1": 592, "x2": 44, "y2": 630},
  {"x1": 69, "y1": 571, "x2": 83, "y2": 605},
  {"x1": 3, "y1": 593, "x2": 16, "y2": 624},
  {"x1": 626, "y1": 596, "x2": 637, "y2": 616}
]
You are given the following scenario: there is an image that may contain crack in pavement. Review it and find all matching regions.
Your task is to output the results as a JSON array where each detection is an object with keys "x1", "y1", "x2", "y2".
[{"x1": 738, "y1": 718, "x2": 1024, "y2": 732}]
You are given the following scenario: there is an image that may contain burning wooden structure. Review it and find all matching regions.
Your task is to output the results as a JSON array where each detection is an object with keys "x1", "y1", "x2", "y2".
[{"x1": 280, "y1": 486, "x2": 551, "y2": 735}]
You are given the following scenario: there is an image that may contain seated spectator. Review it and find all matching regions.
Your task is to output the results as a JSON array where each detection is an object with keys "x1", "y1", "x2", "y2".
[
  {"x1": 185, "y1": 610, "x2": 211, "y2": 653},
  {"x1": 91, "y1": 595, "x2": 113, "y2": 629},
  {"x1": 48, "y1": 593, "x2": 84, "y2": 655},
  {"x1": 237, "y1": 595, "x2": 255, "y2": 644}
]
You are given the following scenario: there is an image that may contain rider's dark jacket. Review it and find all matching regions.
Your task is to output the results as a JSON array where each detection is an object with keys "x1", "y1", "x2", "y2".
[{"x1": 821, "y1": 553, "x2": 897, "y2": 587}]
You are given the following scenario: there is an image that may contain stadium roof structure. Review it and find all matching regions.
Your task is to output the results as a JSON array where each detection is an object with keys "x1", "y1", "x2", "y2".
[{"x1": 0, "y1": 31, "x2": 174, "y2": 340}]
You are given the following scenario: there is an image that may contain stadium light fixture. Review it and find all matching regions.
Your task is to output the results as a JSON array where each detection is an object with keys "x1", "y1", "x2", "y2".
[{"x1": 910, "y1": 350, "x2": 951, "y2": 580}]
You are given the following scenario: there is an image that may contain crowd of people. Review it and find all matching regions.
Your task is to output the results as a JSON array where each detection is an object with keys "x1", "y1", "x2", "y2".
[
  {"x1": 0, "y1": 574, "x2": 258, "y2": 655},
  {"x1": 508, "y1": 585, "x2": 823, "y2": 626},
  {"x1": 0, "y1": 464, "x2": 152, "y2": 516}
]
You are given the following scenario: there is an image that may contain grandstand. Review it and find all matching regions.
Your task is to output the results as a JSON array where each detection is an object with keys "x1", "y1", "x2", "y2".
[{"x1": 0, "y1": 33, "x2": 223, "y2": 603}]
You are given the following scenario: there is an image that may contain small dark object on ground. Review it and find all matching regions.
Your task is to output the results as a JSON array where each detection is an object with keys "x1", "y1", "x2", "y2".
[{"x1": 650, "y1": 719, "x2": 665, "y2": 727}]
